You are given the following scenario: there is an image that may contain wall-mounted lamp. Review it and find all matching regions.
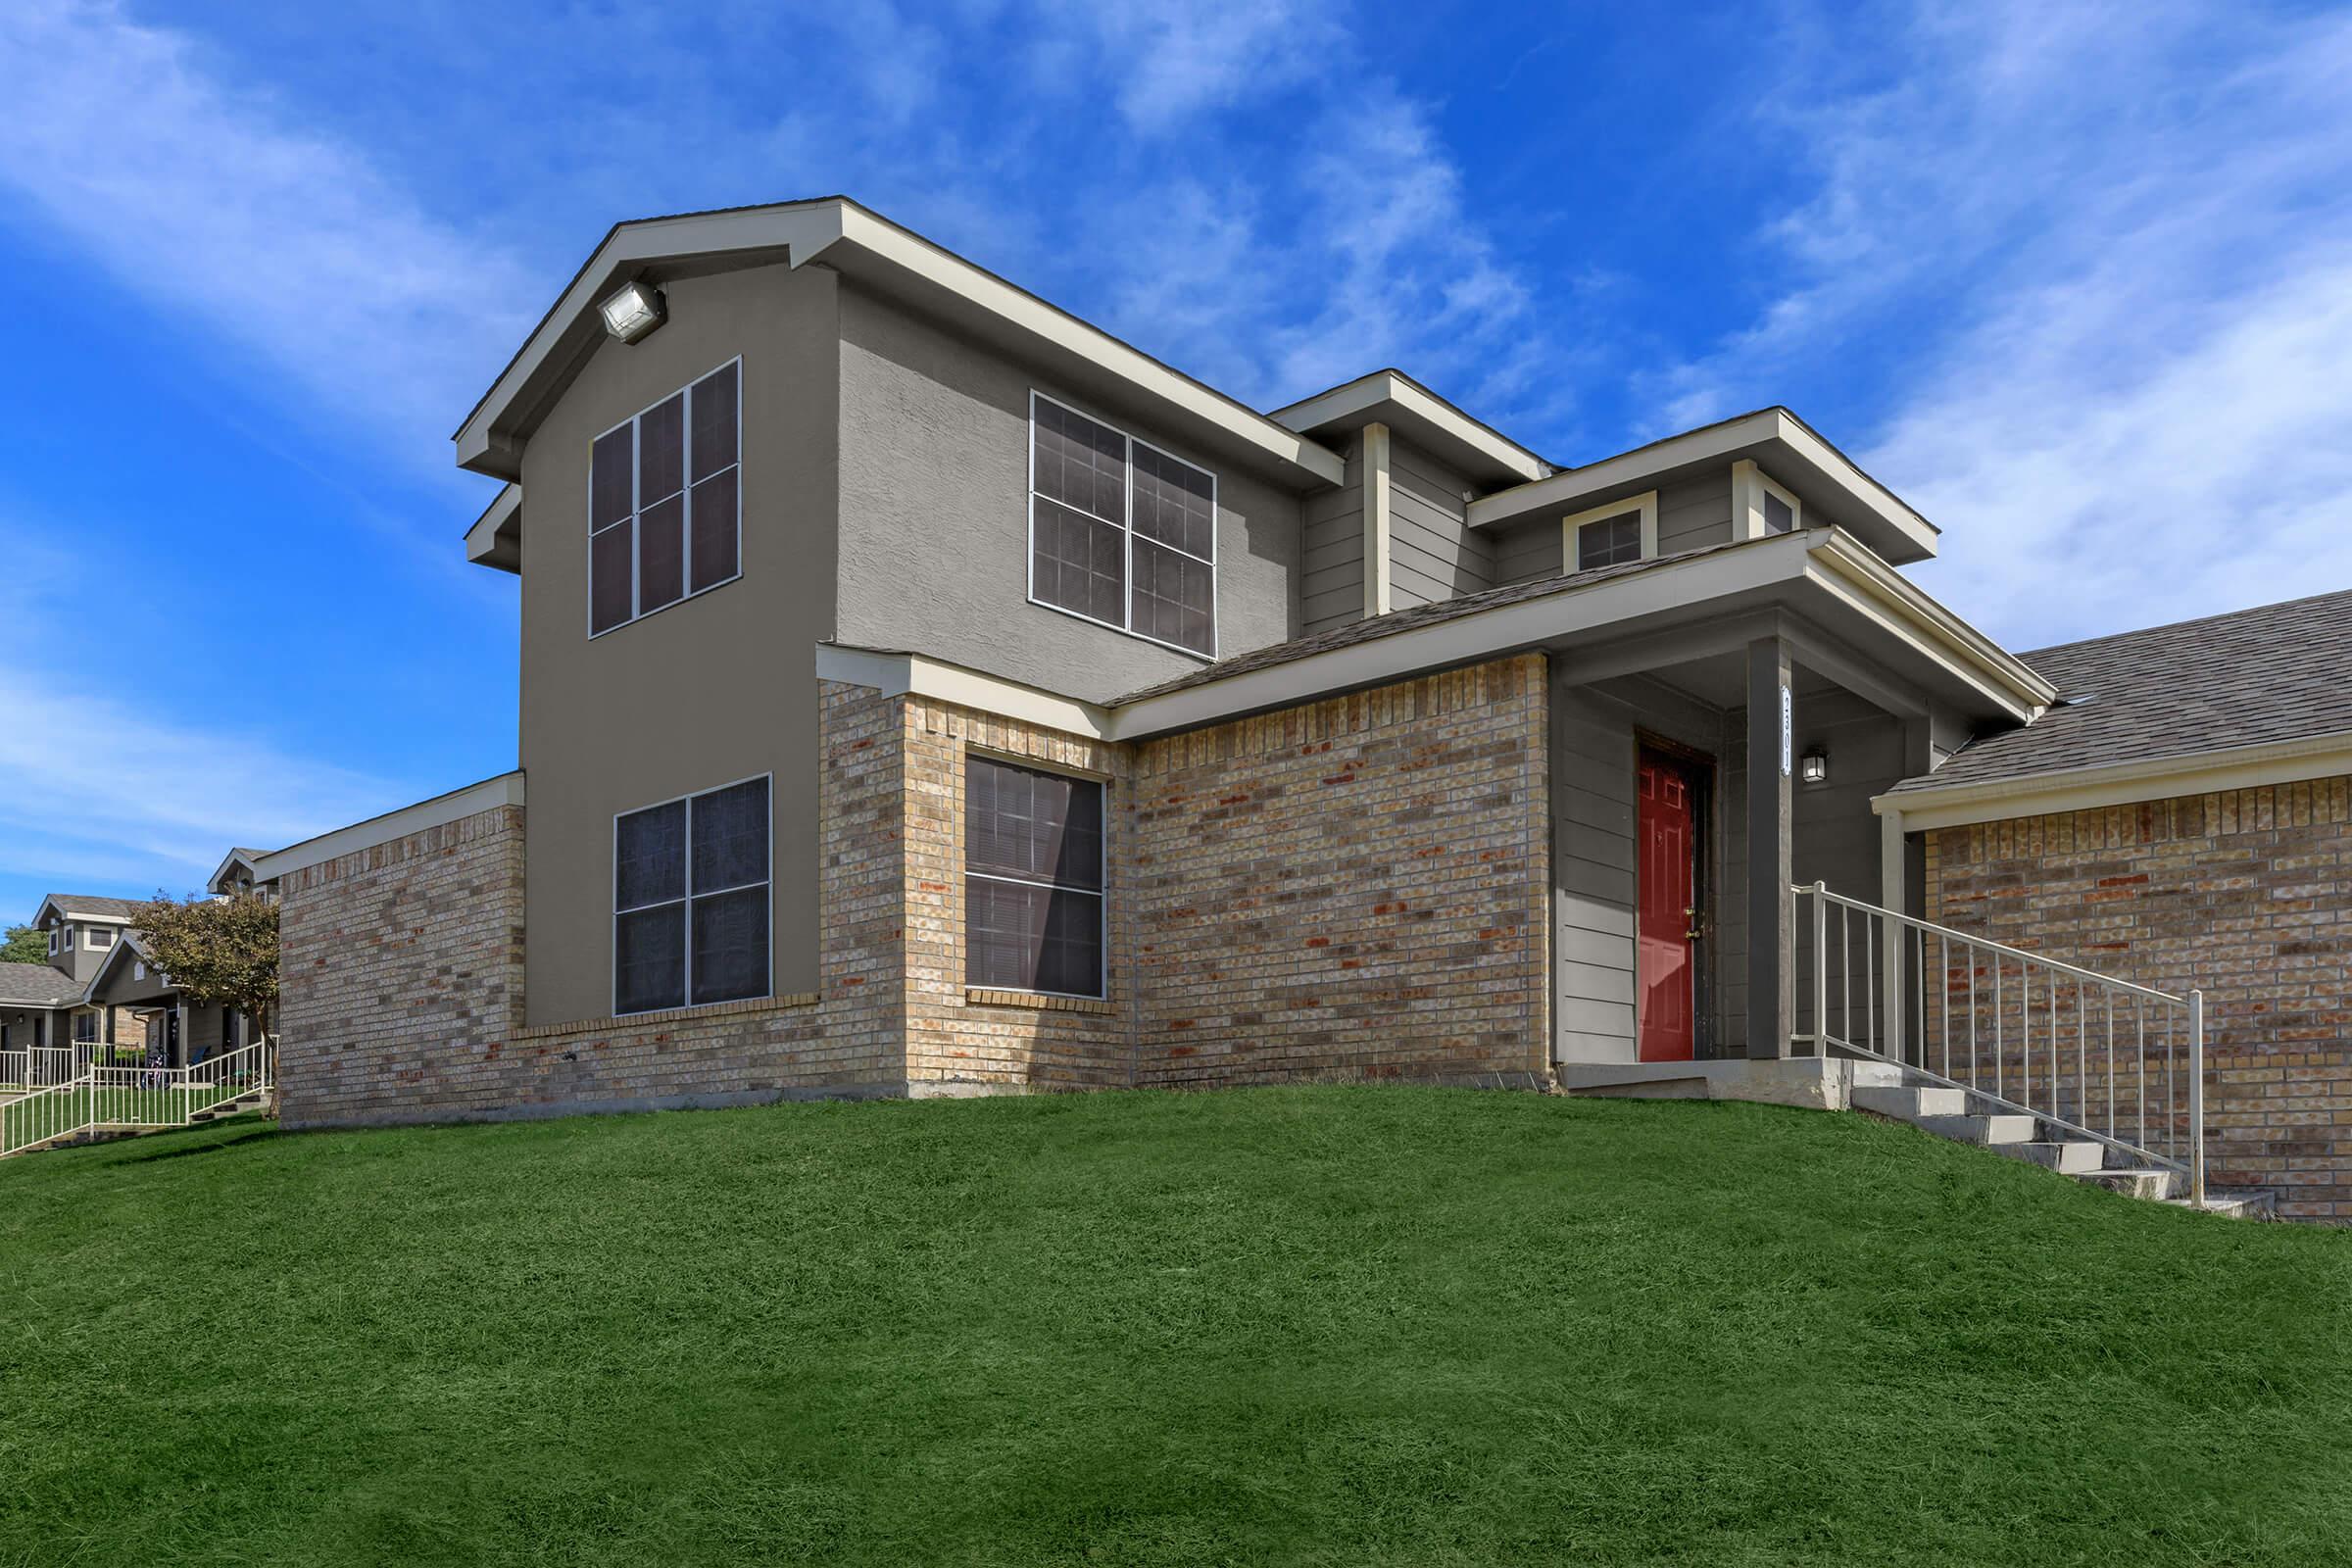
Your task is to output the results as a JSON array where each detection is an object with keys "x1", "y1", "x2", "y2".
[
  {"x1": 1799, "y1": 747, "x2": 1830, "y2": 786},
  {"x1": 598, "y1": 279, "x2": 667, "y2": 344}
]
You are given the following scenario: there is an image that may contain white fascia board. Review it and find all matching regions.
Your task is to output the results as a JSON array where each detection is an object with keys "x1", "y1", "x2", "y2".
[
  {"x1": 1801, "y1": 533, "x2": 2054, "y2": 717},
  {"x1": 256, "y1": 771, "x2": 526, "y2": 883},
  {"x1": 1466, "y1": 409, "x2": 1938, "y2": 564},
  {"x1": 455, "y1": 199, "x2": 1345, "y2": 489},
  {"x1": 466, "y1": 483, "x2": 522, "y2": 572},
  {"x1": 1270, "y1": 370, "x2": 1549, "y2": 484},
  {"x1": 1876, "y1": 730, "x2": 2352, "y2": 831},
  {"x1": 816, "y1": 646, "x2": 1115, "y2": 740}
]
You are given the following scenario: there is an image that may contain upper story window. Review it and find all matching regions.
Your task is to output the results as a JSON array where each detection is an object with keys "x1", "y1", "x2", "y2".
[
  {"x1": 1762, "y1": 479, "x2": 1799, "y2": 535},
  {"x1": 1565, "y1": 491, "x2": 1659, "y2": 573},
  {"x1": 48, "y1": 925, "x2": 67, "y2": 956},
  {"x1": 965, "y1": 756, "x2": 1105, "y2": 999},
  {"x1": 86, "y1": 928, "x2": 114, "y2": 951},
  {"x1": 589, "y1": 359, "x2": 741, "y2": 637},
  {"x1": 1029, "y1": 394, "x2": 1217, "y2": 658},
  {"x1": 613, "y1": 775, "x2": 770, "y2": 1015}
]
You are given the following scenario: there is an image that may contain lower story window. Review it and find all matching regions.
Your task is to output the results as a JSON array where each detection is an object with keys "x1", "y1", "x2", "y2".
[
  {"x1": 613, "y1": 775, "x2": 771, "y2": 1014},
  {"x1": 964, "y1": 756, "x2": 1105, "y2": 998}
]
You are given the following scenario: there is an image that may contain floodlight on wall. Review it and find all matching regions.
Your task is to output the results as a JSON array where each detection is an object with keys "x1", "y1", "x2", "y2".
[
  {"x1": 598, "y1": 280, "x2": 667, "y2": 344},
  {"x1": 1799, "y1": 747, "x2": 1830, "y2": 786}
]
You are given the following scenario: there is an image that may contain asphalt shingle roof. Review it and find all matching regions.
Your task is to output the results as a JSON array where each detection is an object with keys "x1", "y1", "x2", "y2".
[
  {"x1": 1116, "y1": 540, "x2": 1751, "y2": 705},
  {"x1": 1890, "y1": 588, "x2": 2352, "y2": 793},
  {"x1": 0, "y1": 963, "x2": 81, "y2": 1006},
  {"x1": 41, "y1": 894, "x2": 144, "y2": 920}
]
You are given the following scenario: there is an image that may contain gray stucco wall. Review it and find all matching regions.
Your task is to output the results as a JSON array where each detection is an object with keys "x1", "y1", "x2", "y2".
[
  {"x1": 517, "y1": 262, "x2": 839, "y2": 1025},
  {"x1": 833, "y1": 281, "x2": 1302, "y2": 702}
]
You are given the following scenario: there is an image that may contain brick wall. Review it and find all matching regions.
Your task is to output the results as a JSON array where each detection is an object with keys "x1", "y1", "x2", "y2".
[
  {"x1": 1927, "y1": 777, "x2": 2352, "y2": 1219},
  {"x1": 275, "y1": 656, "x2": 1555, "y2": 1127},
  {"x1": 1129, "y1": 653, "x2": 1551, "y2": 1087}
]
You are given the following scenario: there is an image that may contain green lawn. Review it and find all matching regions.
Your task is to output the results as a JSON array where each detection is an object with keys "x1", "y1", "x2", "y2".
[{"x1": 3, "y1": 1088, "x2": 2349, "y2": 1566}]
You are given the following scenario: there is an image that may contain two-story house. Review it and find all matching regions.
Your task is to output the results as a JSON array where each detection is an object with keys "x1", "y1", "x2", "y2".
[
  {"x1": 251, "y1": 197, "x2": 2352, "y2": 1217},
  {"x1": 1, "y1": 896, "x2": 147, "y2": 1080}
]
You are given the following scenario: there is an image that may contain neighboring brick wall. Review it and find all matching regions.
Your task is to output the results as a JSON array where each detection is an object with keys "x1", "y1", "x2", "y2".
[
  {"x1": 1130, "y1": 654, "x2": 1551, "y2": 1087},
  {"x1": 275, "y1": 658, "x2": 1556, "y2": 1126},
  {"x1": 1927, "y1": 777, "x2": 2352, "y2": 1219}
]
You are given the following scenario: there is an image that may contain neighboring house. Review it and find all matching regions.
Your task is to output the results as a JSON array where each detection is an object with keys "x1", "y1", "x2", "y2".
[
  {"x1": 248, "y1": 196, "x2": 2352, "y2": 1218},
  {"x1": 0, "y1": 896, "x2": 149, "y2": 1075},
  {"x1": 1, "y1": 866, "x2": 278, "y2": 1086}
]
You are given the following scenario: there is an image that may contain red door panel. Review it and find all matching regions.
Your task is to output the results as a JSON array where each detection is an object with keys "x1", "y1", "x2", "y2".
[{"x1": 1637, "y1": 752, "x2": 1697, "y2": 1062}]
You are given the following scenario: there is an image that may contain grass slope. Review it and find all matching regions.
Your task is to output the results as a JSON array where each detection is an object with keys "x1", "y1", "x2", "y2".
[{"x1": 3, "y1": 1087, "x2": 2349, "y2": 1566}]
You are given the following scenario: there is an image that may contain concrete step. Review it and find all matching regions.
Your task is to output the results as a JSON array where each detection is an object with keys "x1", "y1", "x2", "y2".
[
  {"x1": 2081, "y1": 1168, "x2": 2180, "y2": 1200},
  {"x1": 1998, "y1": 1140, "x2": 2105, "y2": 1175},
  {"x1": 1918, "y1": 1112, "x2": 2040, "y2": 1146},
  {"x1": 1853, "y1": 1085, "x2": 1970, "y2": 1120},
  {"x1": 2163, "y1": 1191, "x2": 2277, "y2": 1221}
]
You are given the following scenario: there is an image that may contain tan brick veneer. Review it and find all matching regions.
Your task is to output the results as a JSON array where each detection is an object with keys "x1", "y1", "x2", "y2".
[
  {"x1": 1928, "y1": 778, "x2": 2352, "y2": 1219},
  {"x1": 276, "y1": 656, "x2": 1552, "y2": 1126}
]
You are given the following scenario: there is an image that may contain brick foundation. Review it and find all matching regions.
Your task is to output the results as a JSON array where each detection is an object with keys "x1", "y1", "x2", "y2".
[
  {"x1": 275, "y1": 656, "x2": 1554, "y2": 1127},
  {"x1": 1927, "y1": 777, "x2": 2352, "y2": 1219}
]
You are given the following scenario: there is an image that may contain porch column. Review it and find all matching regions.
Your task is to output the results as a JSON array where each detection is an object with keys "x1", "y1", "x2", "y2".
[
  {"x1": 1881, "y1": 717, "x2": 1931, "y2": 1060},
  {"x1": 1745, "y1": 635, "x2": 1794, "y2": 1058}
]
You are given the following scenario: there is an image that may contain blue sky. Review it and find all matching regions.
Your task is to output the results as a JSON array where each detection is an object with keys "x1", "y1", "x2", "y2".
[{"x1": 2, "y1": 0, "x2": 2349, "y2": 919}]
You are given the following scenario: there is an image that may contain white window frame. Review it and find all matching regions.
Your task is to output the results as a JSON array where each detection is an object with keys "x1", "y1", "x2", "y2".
[
  {"x1": 611, "y1": 770, "x2": 774, "y2": 1017},
  {"x1": 1562, "y1": 490, "x2": 1659, "y2": 572},
  {"x1": 85, "y1": 928, "x2": 114, "y2": 951},
  {"x1": 1733, "y1": 460, "x2": 1803, "y2": 540},
  {"x1": 962, "y1": 749, "x2": 1109, "y2": 1002},
  {"x1": 1026, "y1": 390, "x2": 1219, "y2": 662},
  {"x1": 586, "y1": 356, "x2": 744, "y2": 640}
]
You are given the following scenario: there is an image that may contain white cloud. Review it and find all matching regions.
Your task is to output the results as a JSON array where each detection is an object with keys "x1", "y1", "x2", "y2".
[
  {"x1": 1656, "y1": 0, "x2": 2352, "y2": 645},
  {"x1": 0, "y1": 0, "x2": 538, "y2": 467},
  {"x1": 0, "y1": 529, "x2": 402, "y2": 895}
]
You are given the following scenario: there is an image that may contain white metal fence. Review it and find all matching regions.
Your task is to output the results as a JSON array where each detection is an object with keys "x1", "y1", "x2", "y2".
[
  {"x1": 1794, "y1": 882, "x2": 2204, "y2": 1204},
  {"x1": 0, "y1": 1038, "x2": 273, "y2": 1159}
]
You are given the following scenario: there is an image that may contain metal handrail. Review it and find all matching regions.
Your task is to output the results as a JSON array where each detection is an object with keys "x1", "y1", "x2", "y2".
[
  {"x1": 1794, "y1": 882, "x2": 2205, "y2": 1206},
  {"x1": 2, "y1": 1035, "x2": 274, "y2": 1159}
]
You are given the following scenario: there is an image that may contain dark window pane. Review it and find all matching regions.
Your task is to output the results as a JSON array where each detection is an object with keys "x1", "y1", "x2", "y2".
[
  {"x1": 691, "y1": 887, "x2": 769, "y2": 1004},
  {"x1": 1132, "y1": 445, "x2": 1214, "y2": 560},
  {"x1": 1032, "y1": 400, "x2": 1125, "y2": 521},
  {"x1": 615, "y1": 905, "x2": 686, "y2": 1013},
  {"x1": 691, "y1": 364, "x2": 738, "y2": 481},
  {"x1": 690, "y1": 468, "x2": 738, "y2": 592},
  {"x1": 592, "y1": 426, "x2": 633, "y2": 531},
  {"x1": 1577, "y1": 513, "x2": 1642, "y2": 570},
  {"x1": 1130, "y1": 536, "x2": 1215, "y2": 654},
  {"x1": 1764, "y1": 491, "x2": 1796, "y2": 534},
  {"x1": 692, "y1": 778, "x2": 769, "y2": 893},
  {"x1": 640, "y1": 393, "x2": 685, "y2": 503},
  {"x1": 638, "y1": 493, "x2": 685, "y2": 612},
  {"x1": 591, "y1": 520, "x2": 634, "y2": 633},
  {"x1": 967, "y1": 759, "x2": 1102, "y2": 889},
  {"x1": 965, "y1": 877, "x2": 1102, "y2": 996},
  {"x1": 616, "y1": 800, "x2": 686, "y2": 909},
  {"x1": 1032, "y1": 498, "x2": 1124, "y2": 625}
]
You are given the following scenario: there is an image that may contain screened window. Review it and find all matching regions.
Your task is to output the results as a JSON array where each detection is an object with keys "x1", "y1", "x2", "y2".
[
  {"x1": 87, "y1": 928, "x2": 114, "y2": 950},
  {"x1": 1576, "y1": 511, "x2": 1644, "y2": 570},
  {"x1": 965, "y1": 757, "x2": 1105, "y2": 998},
  {"x1": 1030, "y1": 394, "x2": 1216, "y2": 657},
  {"x1": 1763, "y1": 487, "x2": 1797, "y2": 535},
  {"x1": 613, "y1": 776, "x2": 770, "y2": 1014},
  {"x1": 589, "y1": 359, "x2": 742, "y2": 636}
]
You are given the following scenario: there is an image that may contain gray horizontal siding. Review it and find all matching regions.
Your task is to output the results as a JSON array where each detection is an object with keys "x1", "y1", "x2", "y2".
[
  {"x1": 1388, "y1": 435, "x2": 1494, "y2": 611},
  {"x1": 1302, "y1": 432, "x2": 1366, "y2": 635},
  {"x1": 1657, "y1": 471, "x2": 1734, "y2": 555},
  {"x1": 1494, "y1": 517, "x2": 1563, "y2": 586}
]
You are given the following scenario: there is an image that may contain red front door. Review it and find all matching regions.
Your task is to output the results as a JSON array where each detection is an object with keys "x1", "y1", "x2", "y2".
[{"x1": 1637, "y1": 750, "x2": 1699, "y2": 1062}]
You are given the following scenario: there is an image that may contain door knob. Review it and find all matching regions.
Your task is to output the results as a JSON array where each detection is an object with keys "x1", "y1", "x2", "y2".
[{"x1": 1683, "y1": 906, "x2": 1707, "y2": 942}]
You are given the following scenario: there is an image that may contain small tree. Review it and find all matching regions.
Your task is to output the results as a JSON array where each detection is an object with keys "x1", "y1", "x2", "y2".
[
  {"x1": 129, "y1": 892, "x2": 280, "y2": 1037},
  {"x1": 0, "y1": 923, "x2": 45, "y2": 964}
]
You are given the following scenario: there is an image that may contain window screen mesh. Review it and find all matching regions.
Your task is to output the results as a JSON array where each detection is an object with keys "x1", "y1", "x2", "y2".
[
  {"x1": 1764, "y1": 491, "x2": 1796, "y2": 534},
  {"x1": 589, "y1": 362, "x2": 740, "y2": 634},
  {"x1": 965, "y1": 757, "x2": 1105, "y2": 996},
  {"x1": 1029, "y1": 399, "x2": 1218, "y2": 655}
]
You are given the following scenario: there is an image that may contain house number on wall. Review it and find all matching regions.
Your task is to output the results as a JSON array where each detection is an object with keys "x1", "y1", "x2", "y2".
[{"x1": 1780, "y1": 686, "x2": 1792, "y2": 777}]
